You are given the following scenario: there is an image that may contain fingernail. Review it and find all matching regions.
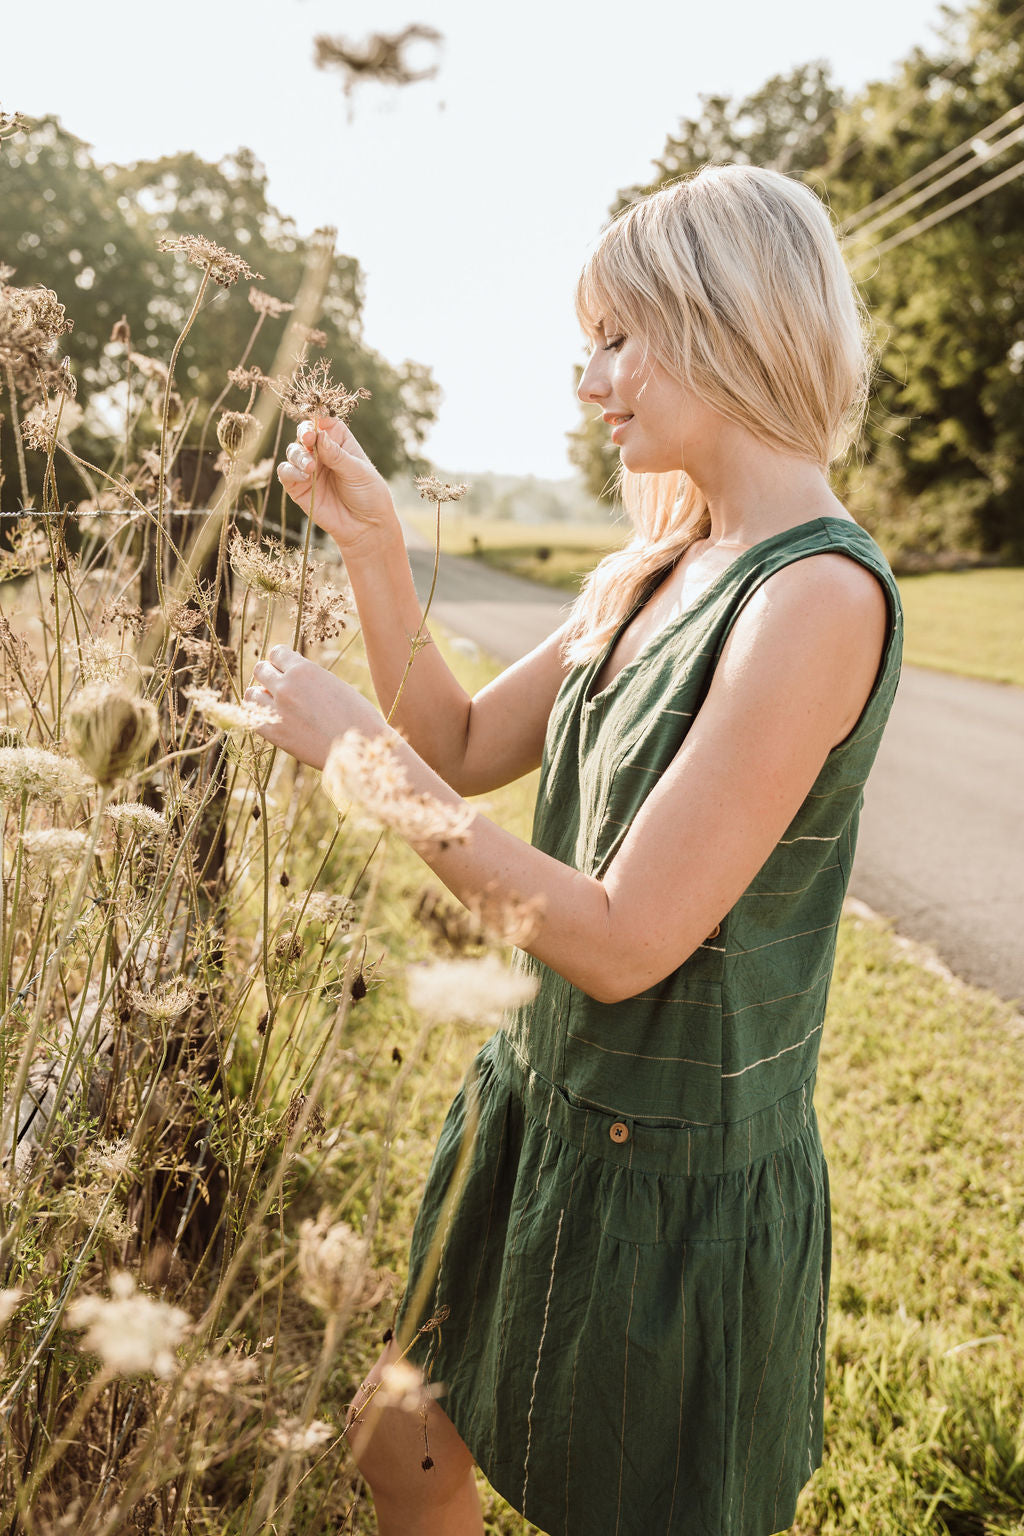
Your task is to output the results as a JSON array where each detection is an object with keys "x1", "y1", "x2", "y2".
[{"x1": 297, "y1": 451, "x2": 313, "y2": 471}]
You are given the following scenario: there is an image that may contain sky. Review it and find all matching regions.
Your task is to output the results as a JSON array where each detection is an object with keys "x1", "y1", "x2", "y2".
[{"x1": 1, "y1": 0, "x2": 947, "y2": 479}]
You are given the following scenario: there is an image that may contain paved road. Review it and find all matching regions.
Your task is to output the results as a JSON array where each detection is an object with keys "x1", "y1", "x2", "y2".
[{"x1": 405, "y1": 536, "x2": 1024, "y2": 1006}]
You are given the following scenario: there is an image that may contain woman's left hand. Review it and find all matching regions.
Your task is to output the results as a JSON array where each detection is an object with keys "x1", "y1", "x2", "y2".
[{"x1": 244, "y1": 645, "x2": 387, "y2": 769}]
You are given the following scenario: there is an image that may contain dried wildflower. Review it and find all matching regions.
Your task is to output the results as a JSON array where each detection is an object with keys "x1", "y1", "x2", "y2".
[
  {"x1": 0, "y1": 1288, "x2": 24, "y2": 1329},
  {"x1": 86, "y1": 1137, "x2": 135, "y2": 1182},
  {"x1": 65, "y1": 1271, "x2": 189, "y2": 1377},
  {"x1": 415, "y1": 883, "x2": 543, "y2": 952},
  {"x1": 216, "y1": 409, "x2": 260, "y2": 459},
  {"x1": 54, "y1": 355, "x2": 77, "y2": 398},
  {"x1": 0, "y1": 521, "x2": 49, "y2": 582},
  {"x1": 294, "y1": 324, "x2": 328, "y2": 349},
  {"x1": 125, "y1": 977, "x2": 197, "y2": 1022},
  {"x1": 287, "y1": 891, "x2": 355, "y2": 927},
  {"x1": 297, "y1": 1209, "x2": 368, "y2": 1315},
  {"x1": 268, "y1": 1417, "x2": 335, "y2": 1456},
  {"x1": 185, "y1": 684, "x2": 280, "y2": 733},
  {"x1": 239, "y1": 456, "x2": 275, "y2": 489},
  {"x1": 406, "y1": 953, "x2": 540, "y2": 1028},
  {"x1": 227, "y1": 363, "x2": 269, "y2": 392},
  {"x1": 322, "y1": 730, "x2": 476, "y2": 846},
  {"x1": 166, "y1": 601, "x2": 206, "y2": 636},
  {"x1": 0, "y1": 279, "x2": 74, "y2": 397},
  {"x1": 156, "y1": 233, "x2": 262, "y2": 289},
  {"x1": 0, "y1": 110, "x2": 26, "y2": 141},
  {"x1": 100, "y1": 596, "x2": 145, "y2": 635},
  {"x1": 269, "y1": 358, "x2": 370, "y2": 423},
  {"x1": 0, "y1": 746, "x2": 89, "y2": 802},
  {"x1": 299, "y1": 580, "x2": 353, "y2": 644},
  {"x1": 105, "y1": 801, "x2": 168, "y2": 841},
  {"x1": 67, "y1": 684, "x2": 159, "y2": 786},
  {"x1": 110, "y1": 315, "x2": 131, "y2": 345},
  {"x1": 78, "y1": 634, "x2": 131, "y2": 684},
  {"x1": 228, "y1": 530, "x2": 303, "y2": 598},
  {"x1": 183, "y1": 1349, "x2": 260, "y2": 1400},
  {"x1": 279, "y1": 1090, "x2": 326, "y2": 1150},
  {"x1": 314, "y1": 24, "x2": 442, "y2": 96},
  {"x1": 20, "y1": 828, "x2": 91, "y2": 873},
  {"x1": 414, "y1": 474, "x2": 469, "y2": 503},
  {"x1": 374, "y1": 1359, "x2": 442, "y2": 1414},
  {"x1": 248, "y1": 287, "x2": 293, "y2": 318},
  {"x1": 129, "y1": 350, "x2": 168, "y2": 385}
]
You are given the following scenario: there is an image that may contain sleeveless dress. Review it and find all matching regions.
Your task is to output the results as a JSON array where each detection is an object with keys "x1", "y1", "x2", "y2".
[{"x1": 396, "y1": 516, "x2": 904, "y2": 1536}]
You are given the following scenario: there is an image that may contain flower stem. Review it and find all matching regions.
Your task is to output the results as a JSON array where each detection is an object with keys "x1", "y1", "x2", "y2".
[{"x1": 385, "y1": 496, "x2": 442, "y2": 725}]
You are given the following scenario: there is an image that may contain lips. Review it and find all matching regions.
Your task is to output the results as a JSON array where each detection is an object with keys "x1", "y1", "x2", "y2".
[{"x1": 602, "y1": 412, "x2": 633, "y2": 425}]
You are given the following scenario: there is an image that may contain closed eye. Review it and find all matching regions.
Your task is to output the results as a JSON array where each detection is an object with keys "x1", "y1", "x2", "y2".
[{"x1": 602, "y1": 337, "x2": 625, "y2": 352}]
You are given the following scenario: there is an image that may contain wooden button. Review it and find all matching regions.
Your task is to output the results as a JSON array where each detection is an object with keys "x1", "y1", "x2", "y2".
[{"x1": 609, "y1": 1121, "x2": 629, "y2": 1144}]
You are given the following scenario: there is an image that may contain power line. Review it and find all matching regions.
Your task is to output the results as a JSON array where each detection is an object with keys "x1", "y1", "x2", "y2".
[
  {"x1": 852, "y1": 151, "x2": 1024, "y2": 266},
  {"x1": 843, "y1": 100, "x2": 1024, "y2": 233},
  {"x1": 850, "y1": 112, "x2": 1024, "y2": 243}
]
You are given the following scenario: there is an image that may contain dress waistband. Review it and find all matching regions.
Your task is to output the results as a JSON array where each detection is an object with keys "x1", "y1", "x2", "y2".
[{"x1": 489, "y1": 1030, "x2": 820, "y2": 1178}]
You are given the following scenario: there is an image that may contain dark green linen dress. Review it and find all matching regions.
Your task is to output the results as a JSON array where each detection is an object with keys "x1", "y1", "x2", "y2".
[{"x1": 397, "y1": 517, "x2": 904, "y2": 1536}]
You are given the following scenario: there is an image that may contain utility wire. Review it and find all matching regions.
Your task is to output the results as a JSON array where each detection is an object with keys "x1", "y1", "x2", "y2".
[
  {"x1": 843, "y1": 100, "x2": 1024, "y2": 233},
  {"x1": 850, "y1": 113, "x2": 1024, "y2": 242},
  {"x1": 852, "y1": 151, "x2": 1024, "y2": 266}
]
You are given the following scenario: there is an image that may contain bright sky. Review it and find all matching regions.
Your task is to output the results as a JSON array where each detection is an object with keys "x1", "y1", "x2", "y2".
[{"x1": 2, "y1": 0, "x2": 946, "y2": 478}]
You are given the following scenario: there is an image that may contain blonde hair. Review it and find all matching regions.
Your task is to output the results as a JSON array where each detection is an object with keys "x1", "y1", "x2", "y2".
[{"x1": 565, "y1": 163, "x2": 872, "y2": 664}]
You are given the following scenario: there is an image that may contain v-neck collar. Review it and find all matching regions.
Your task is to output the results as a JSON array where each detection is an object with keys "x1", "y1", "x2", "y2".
[{"x1": 582, "y1": 515, "x2": 868, "y2": 709}]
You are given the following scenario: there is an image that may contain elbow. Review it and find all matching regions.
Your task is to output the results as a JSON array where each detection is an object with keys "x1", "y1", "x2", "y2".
[{"x1": 579, "y1": 941, "x2": 702, "y2": 1006}]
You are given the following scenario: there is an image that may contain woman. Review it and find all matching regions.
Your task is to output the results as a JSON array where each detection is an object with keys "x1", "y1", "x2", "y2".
[{"x1": 247, "y1": 163, "x2": 903, "y2": 1536}]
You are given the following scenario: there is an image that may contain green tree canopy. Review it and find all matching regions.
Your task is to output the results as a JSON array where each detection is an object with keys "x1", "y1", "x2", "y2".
[{"x1": 1, "y1": 115, "x2": 438, "y2": 504}]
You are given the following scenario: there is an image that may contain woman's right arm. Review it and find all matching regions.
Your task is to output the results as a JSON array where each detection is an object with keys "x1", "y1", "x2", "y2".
[{"x1": 278, "y1": 415, "x2": 571, "y2": 796}]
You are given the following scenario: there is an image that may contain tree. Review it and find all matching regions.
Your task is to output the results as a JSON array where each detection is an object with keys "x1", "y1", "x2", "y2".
[{"x1": 0, "y1": 117, "x2": 439, "y2": 509}]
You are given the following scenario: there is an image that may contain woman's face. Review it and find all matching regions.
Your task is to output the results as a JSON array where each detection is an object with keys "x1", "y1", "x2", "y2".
[{"x1": 577, "y1": 323, "x2": 711, "y2": 475}]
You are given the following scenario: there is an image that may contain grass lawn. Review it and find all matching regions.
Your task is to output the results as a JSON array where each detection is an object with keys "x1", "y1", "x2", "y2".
[
  {"x1": 409, "y1": 515, "x2": 1024, "y2": 690},
  {"x1": 896, "y1": 567, "x2": 1024, "y2": 688},
  {"x1": 302, "y1": 628, "x2": 1024, "y2": 1536}
]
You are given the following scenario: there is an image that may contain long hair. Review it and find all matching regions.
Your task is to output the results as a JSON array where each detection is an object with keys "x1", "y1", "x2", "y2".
[{"x1": 564, "y1": 164, "x2": 873, "y2": 664}]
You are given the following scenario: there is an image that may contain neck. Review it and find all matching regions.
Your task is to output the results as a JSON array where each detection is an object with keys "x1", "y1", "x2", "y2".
[{"x1": 686, "y1": 418, "x2": 844, "y2": 547}]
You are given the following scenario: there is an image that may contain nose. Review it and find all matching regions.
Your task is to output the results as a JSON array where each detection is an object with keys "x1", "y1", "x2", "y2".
[{"x1": 577, "y1": 348, "x2": 610, "y2": 405}]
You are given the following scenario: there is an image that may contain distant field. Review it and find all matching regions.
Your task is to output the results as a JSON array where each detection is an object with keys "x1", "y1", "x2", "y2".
[
  {"x1": 409, "y1": 516, "x2": 1023, "y2": 689},
  {"x1": 404, "y1": 512, "x2": 628, "y2": 592},
  {"x1": 896, "y1": 567, "x2": 1023, "y2": 688}
]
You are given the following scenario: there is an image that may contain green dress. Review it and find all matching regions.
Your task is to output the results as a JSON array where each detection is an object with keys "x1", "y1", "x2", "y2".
[{"x1": 397, "y1": 517, "x2": 904, "y2": 1536}]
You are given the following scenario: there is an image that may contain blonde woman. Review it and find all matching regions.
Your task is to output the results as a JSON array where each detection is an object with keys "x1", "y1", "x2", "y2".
[{"x1": 247, "y1": 164, "x2": 903, "y2": 1536}]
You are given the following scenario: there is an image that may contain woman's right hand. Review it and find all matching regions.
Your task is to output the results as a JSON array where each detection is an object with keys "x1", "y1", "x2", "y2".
[{"x1": 277, "y1": 415, "x2": 399, "y2": 556}]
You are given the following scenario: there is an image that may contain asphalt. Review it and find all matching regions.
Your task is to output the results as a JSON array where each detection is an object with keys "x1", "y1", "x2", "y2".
[{"x1": 403, "y1": 535, "x2": 1024, "y2": 1007}]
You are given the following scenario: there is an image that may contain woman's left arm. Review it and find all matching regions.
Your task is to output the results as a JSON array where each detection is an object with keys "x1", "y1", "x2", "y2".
[{"x1": 248, "y1": 553, "x2": 888, "y2": 1005}]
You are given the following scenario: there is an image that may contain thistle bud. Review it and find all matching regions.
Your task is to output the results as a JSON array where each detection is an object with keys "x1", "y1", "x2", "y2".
[
  {"x1": 216, "y1": 410, "x2": 259, "y2": 459},
  {"x1": 67, "y1": 684, "x2": 159, "y2": 787}
]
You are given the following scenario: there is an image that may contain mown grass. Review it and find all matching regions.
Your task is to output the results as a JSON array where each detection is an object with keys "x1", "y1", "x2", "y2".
[
  {"x1": 896, "y1": 568, "x2": 1024, "y2": 688},
  {"x1": 290, "y1": 632, "x2": 1024, "y2": 1536}
]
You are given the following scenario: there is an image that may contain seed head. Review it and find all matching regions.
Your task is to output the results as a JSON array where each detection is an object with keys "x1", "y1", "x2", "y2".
[
  {"x1": 406, "y1": 953, "x2": 540, "y2": 1028},
  {"x1": 110, "y1": 315, "x2": 131, "y2": 346},
  {"x1": 299, "y1": 580, "x2": 353, "y2": 644},
  {"x1": 185, "y1": 684, "x2": 280, "y2": 733},
  {"x1": 0, "y1": 746, "x2": 90, "y2": 802},
  {"x1": 229, "y1": 530, "x2": 303, "y2": 598},
  {"x1": 322, "y1": 730, "x2": 476, "y2": 846},
  {"x1": 65, "y1": 1272, "x2": 190, "y2": 1378},
  {"x1": 248, "y1": 287, "x2": 294, "y2": 318},
  {"x1": 269, "y1": 358, "x2": 370, "y2": 423},
  {"x1": 125, "y1": 978, "x2": 197, "y2": 1022},
  {"x1": 268, "y1": 1417, "x2": 335, "y2": 1456},
  {"x1": 67, "y1": 684, "x2": 159, "y2": 787},
  {"x1": 19, "y1": 828, "x2": 91, "y2": 873},
  {"x1": 414, "y1": 475, "x2": 469, "y2": 504},
  {"x1": 156, "y1": 233, "x2": 262, "y2": 288},
  {"x1": 297, "y1": 1209, "x2": 368, "y2": 1316},
  {"x1": 216, "y1": 409, "x2": 260, "y2": 459},
  {"x1": 105, "y1": 801, "x2": 168, "y2": 841}
]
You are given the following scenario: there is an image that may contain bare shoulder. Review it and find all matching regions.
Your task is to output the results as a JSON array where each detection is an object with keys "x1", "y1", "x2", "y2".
[{"x1": 736, "y1": 547, "x2": 890, "y2": 649}]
